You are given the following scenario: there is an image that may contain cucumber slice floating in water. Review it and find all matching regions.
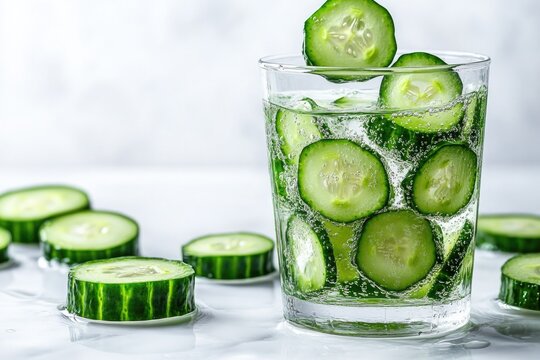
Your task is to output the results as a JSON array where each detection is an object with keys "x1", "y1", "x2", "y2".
[
  {"x1": 67, "y1": 257, "x2": 195, "y2": 321},
  {"x1": 304, "y1": 0, "x2": 397, "y2": 70},
  {"x1": 298, "y1": 139, "x2": 390, "y2": 223},
  {"x1": 0, "y1": 185, "x2": 90, "y2": 244},
  {"x1": 379, "y1": 52, "x2": 464, "y2": 133},
  {"x1": 499, "y1": 254, "x2": 540, "y2": 311},
  {"x1": 356, "y1": 210, "x2": 439, "y2": 291},
  {"x1": 287, "y1": 215, "x2": 336, "y2": 293},
  {"x1": 276, "y1": 108, "x2": 322, "y2": 165},
  {"x1": 0, "y1": 228, "x2": 11, "y2": 263},
  {"x1": 428, "y1": 221, "x2": 475, "y2": 299},
  {"x1": 477, "y1": 214, "x2": 540, "y2": 253},
  {"x1": 462, "y1": 89, "x2": 487, "y2": 147},
  {"x1": 182, "y1": 233, "x2": 275, "y2": 280},
  {"x1": 40, "y1": 210, "x2": 139, "y2": 265},
  {"x1": 323, "y1": 220, "x2": 359, "y2": 282},
  {"x1": 404, "y1": 143, "x2": 477, "y2": 216}
]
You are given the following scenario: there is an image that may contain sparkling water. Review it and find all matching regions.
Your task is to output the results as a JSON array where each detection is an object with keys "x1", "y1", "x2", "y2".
[{"x1": 264, "y1": 88, "x2": 488, "y2": 336}]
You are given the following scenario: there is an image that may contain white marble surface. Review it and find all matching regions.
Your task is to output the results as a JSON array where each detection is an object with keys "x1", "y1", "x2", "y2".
[{"x1": 0, "y1": 167, "x2": 540, "y2": 359}]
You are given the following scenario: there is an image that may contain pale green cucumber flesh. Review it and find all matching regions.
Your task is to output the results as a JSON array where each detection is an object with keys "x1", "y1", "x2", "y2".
[
  {"x1": 298, "y1": 139, "x2": 389, "y2": 223},
  {"x1": 380, "y1": 52, "x2": 464, "y2": 133},
  {"x1": 407, "y1": 143, "x2": 477, "y2": 216},
  {"x1": 356, "y1": 210, "x2": 438, "y2": 291},
  {"x1": 477, "y1": 214, "x2": 540, "y2": 253},
  {"x1": 287, "y1": 215, "x2": 335, "y2": 292},
  {"x1": 182, "y1": 233, "x2": 275, "y2": 279},
  {"x1": 323, "y1": 220, "x2": 359, "y2": 282},
  {"x1": 276, "y1": 108, "x2": 322, "y2": 165},
  {"x1": 40, "y1": 211, "x2": 139, "y2": 265},
  {"x1": 0, "y1": 185, "x2": 89, "y2": 221},
  {"x1": 304, "y1": 0, "x2": 397, "y2": 69},
  {"x1": 0, "y1": 185, "x2": 90, "y2": 243}
]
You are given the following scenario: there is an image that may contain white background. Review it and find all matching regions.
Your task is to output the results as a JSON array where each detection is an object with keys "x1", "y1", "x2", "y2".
[{"x1": 0, "y1": 0, "x2": 539, "y2": 168}]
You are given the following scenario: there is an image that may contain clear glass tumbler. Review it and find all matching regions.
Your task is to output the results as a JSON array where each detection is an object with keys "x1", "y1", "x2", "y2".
[{"x1": 260, "y1": 52, "x2": 490, "y2": 337}]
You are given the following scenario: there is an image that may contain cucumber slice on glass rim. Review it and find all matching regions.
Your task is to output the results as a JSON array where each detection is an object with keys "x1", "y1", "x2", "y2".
[
  {"x1": 379, "y1": 52, "x2": 464, "y2": 133},
  {"x1": 356, "y1": 210, "x2": 441, "y2": 291},
  {"x1": 67, "y1": 257, "x2": 195, "y2": 321},
  {"x1": 0, "y1": 227, "x2": 11, "y2": 264},
  {"x1": 298, "y1": 139, "x2": 390, "y2": 223},
  {"x1": 0, "y1": 185, "x2": 90, "y2": 244},
  {"x1": 477, "y1": 214, "x2": 540, "y2": 253},
  {"x1": 40, "y1": 210, "x2": 139, "y2": 265},
  {"x1": 303, "y1": 0, "x2": 397, "y2": 78},
  {"x1": 403, "y1": 142, "x2": 478, "y2": 216},
  {"x1": 499, "y1": 254, "x2": 540, "y2": 311},
  {"x1": 287, "y1": 214, "x2": 336, "y2": 293},
  {"x1": 182, "y1": 233, "x2": 275, "y2": 280}
]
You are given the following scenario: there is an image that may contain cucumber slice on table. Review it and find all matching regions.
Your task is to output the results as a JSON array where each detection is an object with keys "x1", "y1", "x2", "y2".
[
  {"x1": 40, "y1": 210, "x2": 139, "y2": 265},
  {"x1": 276, "y1": 108, "x2": 322, "y2": 165},
  {"x1": 303, "y1": 0, "x2": 397, "y2": 74},
  {"x1": 67, "y1": 257, "x2": 195, "y2": 321},
  {"x1": 477, "y1": 214, "x2": 540, "y2": 253},
  {"x1": 356, "y1": 210, "x2": 440, "y2": 291},
  {"x1": 298, "y1": 139, "x2": 390, "y2": 223},
  {"x1": 182, "y1": 233, "x2": 275, "y2": 280},
  {"x1": 499, "y1": 254, "x2": 540, "y2": 311},
  {"x1": 0, "y1": 228, "x2": 11, "y2": 263},
  {"x1": 379, "y1": 52, "x2": 464, "y2": 133},
  {"x1": 428, "y1": 221, "x2": 475, "y2": 299},
  {"x1": 403, "y1": 143, "x2": 477, "y2": 216},
  {"x1": 0, "y1": 185, "x2": 90, "y2": 244},
  {"x1": 287, "y1": 215, "x2": 336, "y2": 293}
]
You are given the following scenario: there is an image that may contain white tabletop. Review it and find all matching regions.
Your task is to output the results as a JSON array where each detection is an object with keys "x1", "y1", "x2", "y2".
[{"x1": 1, "y1": 166, "x2": 539, "y2": 360}]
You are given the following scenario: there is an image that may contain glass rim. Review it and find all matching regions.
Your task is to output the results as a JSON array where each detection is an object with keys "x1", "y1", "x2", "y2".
[{"x1": 259, "y1": 50, "x2": 490, "y2": 75}]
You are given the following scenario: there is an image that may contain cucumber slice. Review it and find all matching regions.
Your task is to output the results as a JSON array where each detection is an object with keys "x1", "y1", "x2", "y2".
[
  {"x1": 356, "y1": 210, "x2": 439, "y2": 291},
  {"x1": 298, "y1": 139, "x2": 390, "y2": 223},
  {"x1": 462, "y1": 89, "x2": 487, "y2": 146},
  {"x1": 0, "y1": 185, "x2": 90, "y2": 244},
  {"x1": 0, "y1": 228, "x2": 11, "y2": 263},
  {"x1": 477, "y1": 214, "x2": 540, "y2": 253},
  {"x1": 67, "y1": 257, "x2": 195, "y2": 321},
  {"x1": 404, "y1": 143, "x2": 477, "y2": 216},
  {"x1": 499, "y1": 254, "x2": 540, "y2": 311},
  {"x1": 428, "y1": 221, "x2": 475, "y2": 299},
  {"x1": 276, "y1": 108, "x2": 322, "y2": 165},
  {"x1": 287, "y1": 215, "x2": 336, "y2": 293},
  {"x1": 379, "y1": 52, "x2": 464, "y2": 133},
  {"x1": 303, "y1": 0, "x2": 397, "y2": 70},
  {"x1": 182, "y1": 233, "x2": 275, "y2": 280},
  {"x1": 270, "y1": 155, "x2": 287, "y2": 198},
  {"x1": 365, "y1": 115, "x2": 459, "y2": 161},
  {"x1": 40, "y1": 210, "x2": 139, "y2": 265},
  {"x1": 323, "y1": 220, "x2": 359, "y2": 282}
]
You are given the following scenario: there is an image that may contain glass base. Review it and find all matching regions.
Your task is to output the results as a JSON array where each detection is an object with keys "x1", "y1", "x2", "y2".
[{"x1": 283, "y1": 294, "x2": 470, "y2": 337}]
